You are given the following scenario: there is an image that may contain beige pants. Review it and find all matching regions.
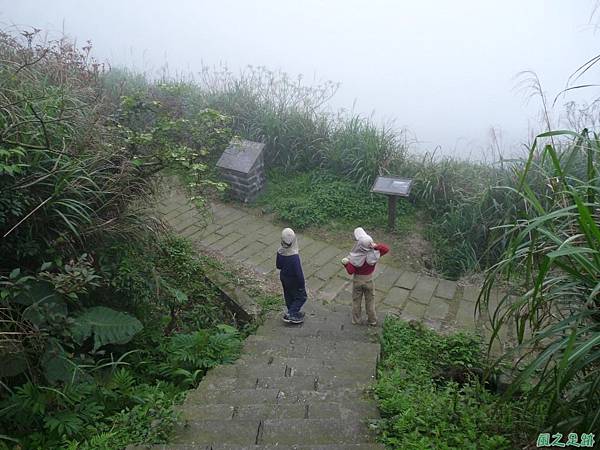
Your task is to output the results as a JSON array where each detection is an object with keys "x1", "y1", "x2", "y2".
[{"x1": 352, "y1": 274, "x2": 377, "y2": 324}]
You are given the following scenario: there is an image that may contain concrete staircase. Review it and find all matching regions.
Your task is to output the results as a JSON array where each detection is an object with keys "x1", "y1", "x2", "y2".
[
  {"x1": 140, "y1": 183, "x2": 505, "y2": 449},
  {"x1": 135, "y1": 301, "x2": 384, "y2": 449}
]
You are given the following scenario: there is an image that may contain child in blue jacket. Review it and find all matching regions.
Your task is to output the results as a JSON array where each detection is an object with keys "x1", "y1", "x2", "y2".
[{"x1": 276, "y1": 228, "x2": 307, "y2": 324}]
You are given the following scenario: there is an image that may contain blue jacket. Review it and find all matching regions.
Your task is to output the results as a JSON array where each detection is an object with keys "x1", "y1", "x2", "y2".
[{"x1": 276, "y1": 253, "x2": 305, "y2": 289}]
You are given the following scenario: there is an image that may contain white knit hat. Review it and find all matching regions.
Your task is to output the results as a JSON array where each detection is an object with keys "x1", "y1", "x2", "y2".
[{"x1": 278, "y1": 228, "x2": 299, "y2": 256}]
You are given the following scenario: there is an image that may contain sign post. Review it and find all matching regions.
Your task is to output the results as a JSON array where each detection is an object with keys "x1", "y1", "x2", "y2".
[{"x1": 371, "y1": 176, "x2": 413, "y2": 230}]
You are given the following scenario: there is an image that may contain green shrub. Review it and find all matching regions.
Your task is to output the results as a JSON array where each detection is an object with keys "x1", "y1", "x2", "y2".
[
  {"x1": 258, "y1": 170, "x2": 414, "y2": 230},
  {"x1": 0, "y1": 27, "x2": 233, "y2": 399},
  {"x1": 0, "y1": 31, "x2": 155, "y2": 269},
  {"x1": 0, "y1": 233, "x2": 244, "y2": 449},
  {"x1": 0, "y1": 39, "x2": 246, "y2": 442},
  {"x1": 376, "y1": 318, "x2": 539, "y2": 449},
  {"x1": 101, "y1": 234, "x2": 230, "y2": 332},
  {"x1": 156, "y1": 325, "x2": 242, "y2": 387},
  {"x1": 0, "y1": 375, "x2": 184, "y2": 449}
]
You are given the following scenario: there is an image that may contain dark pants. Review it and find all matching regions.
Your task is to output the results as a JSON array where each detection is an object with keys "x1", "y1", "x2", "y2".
[{"x1": 281, "y1": 278, "x2": 307, "y2": 317}]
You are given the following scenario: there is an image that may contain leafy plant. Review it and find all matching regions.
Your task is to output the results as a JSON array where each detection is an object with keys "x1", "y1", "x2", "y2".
[
  {"x1": 375, "y1": 318, "x2": 539, "y2": 449},
  {"x1": 39, "y1": 255, "x2": 101, "y2": 300},
  {"x1": 158, "y1": 325, "x2": 242, "y2": 386},
  {"x1": 480, "y1": 129, "x2": 600, "y2": 433},
  {"x1": 258, "y1": 170, "x2": 414, "y2": 230},
  {"x1": 101, "y1": 234, "x2": 231, "y2": 333},
  {"x1": 0, "y1": 27, "x2": 248, "y2": 450},
  {"x1": 71, "y1": 306, "x2": 142, "y2": 351}
]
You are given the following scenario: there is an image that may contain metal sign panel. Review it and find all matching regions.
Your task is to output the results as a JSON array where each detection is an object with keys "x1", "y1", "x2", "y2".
[{"x1": 371, "y1": 176, "x2": 413, "y2": 197}]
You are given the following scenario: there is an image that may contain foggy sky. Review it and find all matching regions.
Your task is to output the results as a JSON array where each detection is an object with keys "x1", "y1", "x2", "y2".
[{"x1": 2, "y1": 0, "x2": 599, "y2": 158}]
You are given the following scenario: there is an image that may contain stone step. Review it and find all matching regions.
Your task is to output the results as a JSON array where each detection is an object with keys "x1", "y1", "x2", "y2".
[
  {"x1": 172, "y1": 419, "x2": 259, "y2": 446},
  {"x1": 135, "y1": 443, "x2": 385, "y2": 449},
  {"x1": 194, "y1": 374, "x2": 374, "y2": 395},
  {"x1": 236, "y1": 355, "x2": 379, "y2": 376},
  {"x1": 260, "y1": 418, "x2": 375, "y2": 445},
  {"x1": 256, "y1": 324, "x2": 379, "y2": 344},
  {"x1": 202, "y1": 362, "x2": 288, "y2": 379},
  {"x1": 203, "y1": 357, "x2": 377, "y2": 381},
  {"x1": 256, "y1": 313, "x2": 379, "y2": 341},
  {"x1": 244, "y1": 334, "x2": 380, "y2": 353},
  {"x1": 302, "y1": 302, "x2": 350, "y2": 316},
  {"x1": 235, "y1": 352, "x2": 374, "y2": 368},
  {"x1": 265, "y1": 308, "x2": 351, "y2": 325},
  {"x1": 185, "y1": 387, "x2": 372, "y2": 406},
  {"x1": 242, "y1": 339, "x2": 379, "y2": 363},
  {"x1": 296, "y1": 313, "x2": 357, "y2": 328},
  {"x1": 179, "y1": 400, "x2": 380, "y2": 422},
  {"x1": 265, "y1": 307, "x2": 374, "y2": 329},
  {"x1": 173, "y1": 418, "x2": 376, "y2": 446},
  {"x1": 242, "y1": 335, "x2": 311, "y2": 356},
  {"x1": 207, "y1": 359, "x2": 375, "y2": 382}
]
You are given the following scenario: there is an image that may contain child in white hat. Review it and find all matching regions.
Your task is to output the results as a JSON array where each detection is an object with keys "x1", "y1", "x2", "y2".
[
  {"x1": 276, "y1": 228, "x2": 307, "y2": 324},
  {"x1": 342, "y1": 227, "x2": 389, "y2": 326}
]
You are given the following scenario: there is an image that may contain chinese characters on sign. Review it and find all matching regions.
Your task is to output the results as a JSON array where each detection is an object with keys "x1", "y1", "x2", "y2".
[{"x1": 536, "y1": 432, "x2": 595, "y2": 448}]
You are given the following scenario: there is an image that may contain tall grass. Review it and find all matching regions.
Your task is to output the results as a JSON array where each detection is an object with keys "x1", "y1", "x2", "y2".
[
  {"x1": 0, "y1": 30, "x2": 154, "y2": 270},
  {"x1": 195, "y1": 65, "x2": 409, "y2": 186},
  {"x1": 480, "y1": 129, "x2": 600, "y2": 432},
  {"x1": 394, "y1": 151, "x2": 523, "y2": 277}
]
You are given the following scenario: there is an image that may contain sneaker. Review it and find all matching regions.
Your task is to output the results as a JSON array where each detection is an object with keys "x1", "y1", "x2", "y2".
[
  {"x1": 282, "y1": 313, "x2": 292, "y2": 323},
  {"x1": 297, "y1": 311, "x2": 305, "y2": 319},
  {"x1": 368, "y1": 321, "x2": 378, "y2": 327},
  {"x1": 288, "y1": 315, "x2": 304, "y2": 324}
]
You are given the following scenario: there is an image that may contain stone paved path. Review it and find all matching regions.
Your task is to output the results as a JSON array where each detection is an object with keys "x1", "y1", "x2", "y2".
[
  {"x1": 140, "y1": 185, "x2": 504, "y2": 449},
  {"x1": 157, "y1": 187, "x2": 496, "y2": 335}
]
